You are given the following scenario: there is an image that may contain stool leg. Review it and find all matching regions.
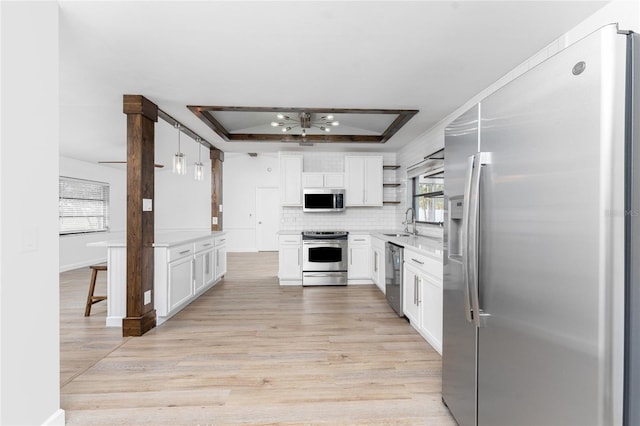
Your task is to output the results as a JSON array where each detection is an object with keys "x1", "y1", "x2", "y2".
[{"x1": 85, "y1": 268, "x2": 98, "y2": 317}]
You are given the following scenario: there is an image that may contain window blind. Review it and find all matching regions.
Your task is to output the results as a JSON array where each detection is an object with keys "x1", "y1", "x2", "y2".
[{"x1": 59, "y1": 176, "x2": 109, "y2": 235}]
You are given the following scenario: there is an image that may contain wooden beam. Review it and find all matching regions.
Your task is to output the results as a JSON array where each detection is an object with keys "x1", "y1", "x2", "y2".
[
  {"x1": 123, "y1": 94, "x2": 157, "y2": 337},
  {"x1": 210, "y1": 148, "x2": 223, "y2": 231}
]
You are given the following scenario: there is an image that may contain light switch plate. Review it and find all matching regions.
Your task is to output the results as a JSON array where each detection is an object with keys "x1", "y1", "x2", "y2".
[
  {"x1": 142, "y1": 198, "x2": 153, "y2": 212},
  {"x1": 212, "y1": 217, "x2": 218, "y2": 225},
  {"x1": 144, "y1": 290, "x2": 151, "y2": 305},
  {"x1": 219, "y1": 204, "x2": 223, "y2": 213}
]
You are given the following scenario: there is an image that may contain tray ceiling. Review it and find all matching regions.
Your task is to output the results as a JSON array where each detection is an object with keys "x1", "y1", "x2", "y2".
[{"x1": 189, "y1": 106, "x2": 418, "y2": 143}]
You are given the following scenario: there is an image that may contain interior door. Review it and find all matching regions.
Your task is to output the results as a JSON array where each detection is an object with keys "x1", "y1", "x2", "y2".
[
  {"x1": 256, "y1": 187, "x2": 280, "y2": 251},
  {"x1": 476, "y1": 25, "x2": 626, "y2": 426}
]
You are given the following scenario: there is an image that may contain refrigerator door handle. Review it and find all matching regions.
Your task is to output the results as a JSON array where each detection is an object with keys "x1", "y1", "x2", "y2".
[
  {"x1": 469, "y1": 152, "x2": 491, "y2": 328},
  {"x1": 461, "y1": 154, "x2": 476, "y2": 323}
]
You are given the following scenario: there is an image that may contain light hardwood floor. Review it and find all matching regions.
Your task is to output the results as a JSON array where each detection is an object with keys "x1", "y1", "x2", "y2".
[{"x1": 60, "y1": 252, "x2": 455, "y2": 425}]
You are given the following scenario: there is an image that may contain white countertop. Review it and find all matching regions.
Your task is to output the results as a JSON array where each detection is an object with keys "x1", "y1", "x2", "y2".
[
  {"x1": 278, "y1": 229, "x2": 443, "y2": 260},
  {"x1": 88, "y1": 230, "x2": 225, "y2": 248},
  {"x1": 371, "y1": 231, "x2": 443, "y2": 260}
]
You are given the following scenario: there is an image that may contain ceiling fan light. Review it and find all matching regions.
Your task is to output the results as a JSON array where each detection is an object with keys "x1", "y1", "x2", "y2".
[
  {"x1": 271, "y1": 121, "x2": 279, "y2": 127},
  {"x1": 325, "y1": 115, "x2": 334, "y2": 121},
  {"x1": 331, "y1": 121, "x2": 340, "y2": 126},
  {"x1": 276, "y1": 113, "x2": 285, "y2": 120},
  {"x1": 325, "y1": 127, "x2": 331, "y2": 132}
]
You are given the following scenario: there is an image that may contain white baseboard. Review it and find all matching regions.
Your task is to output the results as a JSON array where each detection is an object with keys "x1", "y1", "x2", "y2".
[
  {"x1": 42, "y1": 409, "x2": 65, "y2": 426},
  {"x1": 59, "y1": 257, "x2": 107, "y2": 273},
  {"x1": 106, "y1": 316, "x2": 123, "y2": 328}
]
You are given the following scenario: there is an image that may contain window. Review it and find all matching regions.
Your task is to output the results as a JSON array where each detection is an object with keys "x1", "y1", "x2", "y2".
[
  {"x1": 59, "y1": 176, "x2": 109, "y2": 235},
  {"x1": 413, "y1": 171, "x2": 444, "y2": 225}
]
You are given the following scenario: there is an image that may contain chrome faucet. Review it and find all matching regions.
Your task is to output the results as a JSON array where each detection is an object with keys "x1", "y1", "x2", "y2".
[{"x1": 404, "y1": 207, "x2": 417, "y2": 236}]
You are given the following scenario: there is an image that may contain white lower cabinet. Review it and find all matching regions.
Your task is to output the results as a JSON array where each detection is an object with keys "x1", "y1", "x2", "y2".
[
  {"x1": 403, "y1": 247, "x2": 443, "y2": 354},
  {"x1": 278, "y1": 234, "x2": 302, "y2": 285},
  {"x1": 421, "y1": 273, "x2": 443, "y2": 349},
  {"x1": 348, "y1": 234, "x2": 371, "y2": 284},
  {"x1": 168, "y1": 255, "x2": 194, "y2": 312},
  {"x1": 215, "y1": 236, "x2": 227, "y2": 280},
  {"x1": 194, "y1": 248, "x2": 215, "y2": 293},
  {"x1": 371, "y1": 236, "x2": 386, "y2": 293},
  {"x1": 155, "y1": 233, "x2": 226, "y2": 324},
  {"x1": 403, "y1": 262, "x2": 421, "y2": 325}
]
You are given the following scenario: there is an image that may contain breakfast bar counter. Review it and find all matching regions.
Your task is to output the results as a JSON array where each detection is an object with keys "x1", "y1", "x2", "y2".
[{"x1": 89, "y1": 231, "x2": 226, "y2": 327}]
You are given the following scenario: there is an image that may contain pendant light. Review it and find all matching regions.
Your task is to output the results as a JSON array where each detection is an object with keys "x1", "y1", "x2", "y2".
[
  {"x1": 194, "y1": 138, "x2": 204, "y2": 181},
  {"x1": 173, "y1": 123, "x2": 187, "y2": 175}
]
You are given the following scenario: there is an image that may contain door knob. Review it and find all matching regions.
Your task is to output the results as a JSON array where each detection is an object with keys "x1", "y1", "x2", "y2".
[{"x1": 258, "y1": 221, "x2": 262, "y2": 224}]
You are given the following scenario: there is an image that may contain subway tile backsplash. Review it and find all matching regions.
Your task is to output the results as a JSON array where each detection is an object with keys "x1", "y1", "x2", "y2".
[{"x1": 281, "y1": 205, "x2": 400, "y2": 232}]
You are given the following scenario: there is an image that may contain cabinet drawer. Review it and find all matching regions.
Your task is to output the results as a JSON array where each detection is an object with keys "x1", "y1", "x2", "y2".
[
  {"x1": 168, "y1": 243, "x2": 194, "y2": 262},
  {"x1": 404, "y1": 249, "x2": 442, "y2": 281},
  {"x1": 348, "y1": 234, "x2": 370, "y2": 245},
  {"x1": 195, "y1": 238, "x2": 214, "y2": 253},
  {"x1": 279, "y1": 235, "x2": 301, "y2": 245},
  {"x1": 214, "y1": 235, "x2": 227, "y2": 246}
]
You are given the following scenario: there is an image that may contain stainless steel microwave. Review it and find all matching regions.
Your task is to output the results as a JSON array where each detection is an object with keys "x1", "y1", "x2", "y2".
[{"x1": 303, "y1": 188, "x2": 345, "y2": 212}]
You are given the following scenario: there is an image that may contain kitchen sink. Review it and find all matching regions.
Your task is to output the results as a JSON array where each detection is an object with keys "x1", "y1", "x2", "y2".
[{"x1": 383, "y1": 233, "x2": 410, "y2": 237}]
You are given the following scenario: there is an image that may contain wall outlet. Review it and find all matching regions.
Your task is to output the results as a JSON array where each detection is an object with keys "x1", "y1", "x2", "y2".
[
  {"x1": 142, "y1": 198, "x2": 153, "y2": 212},
  {"x1": 212, "y1": 217, "x2": 218, "y2": 225},
  {"x1": 144, "y1": 290, "x2": 151, "y2": 305}
]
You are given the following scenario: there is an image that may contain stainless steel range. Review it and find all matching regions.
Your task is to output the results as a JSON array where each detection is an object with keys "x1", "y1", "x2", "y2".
[{"x1": 301, "y1": 231, "x2": 348, "y2": 286}]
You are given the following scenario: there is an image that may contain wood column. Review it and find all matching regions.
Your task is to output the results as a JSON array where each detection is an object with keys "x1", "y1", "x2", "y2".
[
  {"x1": 123, "y1": 95, "x2": 158, "y2": 337},
  {"x1": 211, "y1": 149, "x2": 224, "y2": 231}
]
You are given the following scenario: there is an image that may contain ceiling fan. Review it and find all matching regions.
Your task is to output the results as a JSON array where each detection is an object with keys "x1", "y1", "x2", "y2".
[{"x1": 98, "y1": 161, "x2": 165, "y2": 168}]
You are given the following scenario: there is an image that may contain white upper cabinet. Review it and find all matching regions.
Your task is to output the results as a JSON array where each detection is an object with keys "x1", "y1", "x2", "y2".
[
  {"x1": 344, "y1": 156, "x2": 383, "y2": 206},
  {"x1": 280, "y1": 154, "x2": 303, "y2": 206},
  {"x1": 302, "y1": 172, "x2": 344, "y2": 188}
]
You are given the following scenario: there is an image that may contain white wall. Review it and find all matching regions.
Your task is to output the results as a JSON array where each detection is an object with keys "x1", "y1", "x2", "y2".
[
  {"x1": 397, "y1": 0, "x2": 640, "y2": 238},
  {"x1": 154, "y1": 118, "x2": 212, "y2": 232},
  {"x1": 223, "y1": 152, "x2": 280, "y2": 251},
  {"x1": 58, "y1": 118, "x2": 212, "y2": 271},
  {"x1": 58, "y1": 157, "x2": 126, "y2": 271},
  {"x1": 1, "y1": 2, "x2": 64, "y2": 424}
]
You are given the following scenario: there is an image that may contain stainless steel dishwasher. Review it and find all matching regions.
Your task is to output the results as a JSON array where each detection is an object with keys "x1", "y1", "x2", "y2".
[{"x1": 385, "y1": 242, "x2": 404, "y2": 316}]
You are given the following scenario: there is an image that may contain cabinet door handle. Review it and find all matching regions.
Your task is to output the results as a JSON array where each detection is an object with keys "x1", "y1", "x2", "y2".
[
  {"x1": 179, "y1": 250, "x2": 191, "y2": 255},
  {"x1": 414, "y1": 276, "x2": 418, "y2": 305},
  {"x1": 205, "y1": 254, "x2": 210, "y2": 275},
  {"x1": 350, "y1": 248, "x2": 353, "y2": 265},
  {"x1": 298, "y1": 248, "x2": 301, "y2": 266},
  {"x1": 374, "y1": 251, "x2": 378, "y2": 272},
  {"x1": 202, "y1": 243, "x2": 212, "y2": 247},
  {"x1": 353, "y1": 238, "x2": 366, "y2": 242},
  {"x1": 411, "y1": 258, "x2": 424, "y2": 265}
]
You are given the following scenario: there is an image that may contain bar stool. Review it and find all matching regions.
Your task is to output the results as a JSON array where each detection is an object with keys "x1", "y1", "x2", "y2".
[{"x1": 85, "y1": 264, "x2": 107, "y2": 316}]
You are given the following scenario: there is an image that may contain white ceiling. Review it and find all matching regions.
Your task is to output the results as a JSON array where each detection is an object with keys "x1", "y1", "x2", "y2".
[{"x1": 59, "y1": 1, "x2": 608, "y2": 163}]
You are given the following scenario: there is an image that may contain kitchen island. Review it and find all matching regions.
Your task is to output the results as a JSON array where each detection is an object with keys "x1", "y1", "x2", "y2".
[{"x1": 89, "y1": 231, "x2": 226, "y2": 327}]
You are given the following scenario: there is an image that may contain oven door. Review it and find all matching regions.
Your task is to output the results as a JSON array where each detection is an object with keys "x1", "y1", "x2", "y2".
[{"x1": 302, "y1": 240, "x2": 347, "y2": 271}]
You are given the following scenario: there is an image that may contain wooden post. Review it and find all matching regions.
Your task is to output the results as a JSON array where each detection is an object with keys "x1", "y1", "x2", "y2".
[
  {"x1": 210, "y1": 149, "x2": 224, "y2": 231},
  {"x1": 122, "y1": 95, "x2": 157, "y2": 337}
]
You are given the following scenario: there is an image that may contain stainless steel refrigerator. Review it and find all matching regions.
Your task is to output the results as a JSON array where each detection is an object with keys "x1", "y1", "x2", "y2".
[{"x1": 442, "y1": 24, "x2": 640, "y2": 426}]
